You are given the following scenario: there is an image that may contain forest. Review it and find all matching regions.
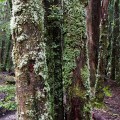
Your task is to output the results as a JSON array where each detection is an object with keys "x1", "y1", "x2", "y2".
[{"x1": 0, "y1": 0, "x2": 120, "y2": 120}]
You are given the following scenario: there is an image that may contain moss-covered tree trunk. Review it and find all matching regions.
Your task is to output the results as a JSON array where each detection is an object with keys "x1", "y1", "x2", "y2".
[
  {"x1": 0, "y1": 36, "x2": 5, "y2": 71},
  {"x1": 11, "y1": 0, "x2": 50, "y2": 120},
  {"x1": 65, "y1": 1, "x2": 92, "y2": 119},
  {"x1": 95, "y1": 24, "x2": 108, "y2": 104},
  {"x1": 44, "y1": 0, "x2": 64, "y2": 120},
  {"x1": 63, "y1": 1, "x2": 92, "y2": 119},
  {"x1": 69, "y1": 49, "x2": 92, "y2": 120},
  {"x1": 111, "y1": 0, "x2": 119, "y2": 80},
  {"x1": 95, "y1": 0, "x2": 110, "y2": 104},
  {"x1": 115, "y1": 0, "x2": 120, "y2": 80}
]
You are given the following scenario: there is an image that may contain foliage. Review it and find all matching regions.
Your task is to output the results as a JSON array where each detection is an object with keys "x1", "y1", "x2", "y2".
[
  {"x1": 0, "y1": 0, "x2": 5, "y2": 2},
  {"x1": 103, "y1": 86, "x2": 112, "y2": 97},
  {"x1": 0, "y1": 85, "x2": 16, "y2": 110},
  {"x1": 0, "y1": 1, "x2": 12, "y2": 71}
]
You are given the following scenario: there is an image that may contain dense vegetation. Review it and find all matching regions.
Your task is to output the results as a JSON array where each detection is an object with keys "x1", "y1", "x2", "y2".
[{"x1": 0, "y1": 0, "x2": 120, "y2": 120}]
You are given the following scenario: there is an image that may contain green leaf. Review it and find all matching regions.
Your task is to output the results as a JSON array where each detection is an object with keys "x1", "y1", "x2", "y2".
[{"x1": 0, "y1": 0, "x2": 5, "y2": 2}]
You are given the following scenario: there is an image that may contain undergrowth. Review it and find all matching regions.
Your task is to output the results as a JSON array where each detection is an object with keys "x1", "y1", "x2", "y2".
[{"x1": 0, "y1": 85, "x2": 16, "y2": 111}]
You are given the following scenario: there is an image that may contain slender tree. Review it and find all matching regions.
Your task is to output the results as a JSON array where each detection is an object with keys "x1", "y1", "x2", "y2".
[
  {"x1": 0, "y1": 34, "x2": 5, "y2": 71},
  {"x1": 86, "y1": 0, "x2": 101, "y2": 89},
  {"x1": 0, "y1": 1, "x2": 12, "y2": 71},
  {"x1": 115, "y1": 0, "x2": 120, "y2": 80},
  {"x1": 95, "y1": 0, "x2": 110, "y2": 104},
  {"x1": 111, "y1": 0, "x2": 119, "y2": 80}
]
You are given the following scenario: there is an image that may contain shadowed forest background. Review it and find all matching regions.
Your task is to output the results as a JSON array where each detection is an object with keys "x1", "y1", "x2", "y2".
[{"x1": 0, "y1": 0, "x2": 120, "y2": 120}]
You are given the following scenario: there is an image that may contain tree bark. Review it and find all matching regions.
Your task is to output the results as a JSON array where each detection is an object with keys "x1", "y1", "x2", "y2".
[
  {"x1": 11, "y1": 0, "x2": 50, "y2": 120},
  {"x1": 111, "y1": 0, "x2": 119, "y2": 80},
  {"x1": 44, "y1": 0, "x2": 64, "y2": 120},
  {"x1": 69, "y1": 49, "x2": 92, "y2": 120},
  {"x1": 86, "y1": 0, "x2": 101, "y2": 88},
  {"x1": 115, "y1": 0, "x2": 120, "y2": 80},
  {"x1": 0, "y1": 36, "x2": 5, "y2": 71},
  {"x1": 95, "y1": 0, "x2": 110, "y2": 104}
]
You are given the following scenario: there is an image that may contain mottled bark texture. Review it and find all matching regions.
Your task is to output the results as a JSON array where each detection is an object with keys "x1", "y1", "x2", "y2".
[
  {"x1": 44, "y1": 0, "x2": 64, "y2": 120},
  {"x1": 11, "y1": 0, "x2": 50, "y2": 120}
]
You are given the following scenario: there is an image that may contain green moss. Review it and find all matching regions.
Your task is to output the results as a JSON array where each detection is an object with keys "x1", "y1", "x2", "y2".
[
  {"x1": 63, "y1": 1, "x2": 86, "y2": 89},
  {"x1": 70, "y1": 85, "x2": 86, "y2": 98},
  {"x1": 81, "y1": 65, "x2": 89, "y2": 82}
]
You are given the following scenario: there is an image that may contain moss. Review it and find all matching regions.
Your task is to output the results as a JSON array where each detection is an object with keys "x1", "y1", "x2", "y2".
[
  {"x1": 63, "y1": 1, "x2": 86, "y2": 89},
  {"x1": 69, "y1": 85, "x2": 86, "y2": 98},
  {"x1": 81, "y1": 65, "x2": 89, "y2": 81}
]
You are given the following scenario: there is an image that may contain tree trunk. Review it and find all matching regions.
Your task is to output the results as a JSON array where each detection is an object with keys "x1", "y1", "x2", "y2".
[
  {"x1": 106, "y1": 0, "x2": 114, "y2": 79},
  {"x1": 69, "y1": 49, "x2": 92, "y2": 120},
  {"x1": 11, "y1": 0, "x2": 50, "y2": 120},
  {"x1": 115, "y1": 0, "x2": 120, "y2": 80},
  {"x1": 4, "y1": 36, "x2": 11, "y2": 71},
  {"x1": 0, "y1": 36, "x2": 5, "y2": 71},
  {"x1": 95, "y1": 0, "x2": 110, "y2": 104},
  {"x1": 111, "y1": 0, "x2": 119, "y2": 80},
  {"x1": 44, "y1": 0, "x2": 64, "y2": 120},
  {"x1": 86, "y1": 0, "x2": 101, "y2": 88}
]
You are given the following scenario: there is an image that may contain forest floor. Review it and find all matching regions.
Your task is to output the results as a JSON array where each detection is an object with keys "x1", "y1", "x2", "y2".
[
  {"x1": 0, "y1": 73, "x2": 120, "y2": 120},
  {"x1": 0, "y1": 72, "x2": 16, "y2": 120},
  {"x1": 93, "y1": 80, "x2": 120, "y2": 120}
]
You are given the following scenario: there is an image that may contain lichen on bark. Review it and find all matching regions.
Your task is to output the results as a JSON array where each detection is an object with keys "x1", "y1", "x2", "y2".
[{"x1": 10, "y1": 0, "x2": 51, "y2": 119}]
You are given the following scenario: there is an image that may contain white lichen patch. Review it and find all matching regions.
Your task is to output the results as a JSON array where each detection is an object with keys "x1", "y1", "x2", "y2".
[
  {"x1": 34, "y1": 52, "x2": 47, "y2": 79},
  {"x1": 29, "y1": 51, "x2": 38, "y2": 60},
  {"x1": 12, "y1": 46, "x2": 19, "y2": 67},
  {"x1": 17, "y1": 33, "x2": 29, "y2": 42},
  {"x1": 36, "y1": 90, "x2": 45, "y2": 99},
  {"x1": 10, "y1": 16, "x2": 17, "y2": 33},
  {"x1": 10, "y1": 0, "x2": 43, "y2": 33},
  {"x1": 18, "y1": 54, "x2": 29, "y2": 69},
  {"x1": 21, "y1": 112, "x2": 25, "y2": 115},
  {"x1": 26, "y1": 110, "x2": 36, "y2": 117},
  {"x1": 39, "y1": 112, "x2": 49, "y2": 120},
  {"x1": 12, "y1": 2, "x2": 24, "y2": 15}
]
